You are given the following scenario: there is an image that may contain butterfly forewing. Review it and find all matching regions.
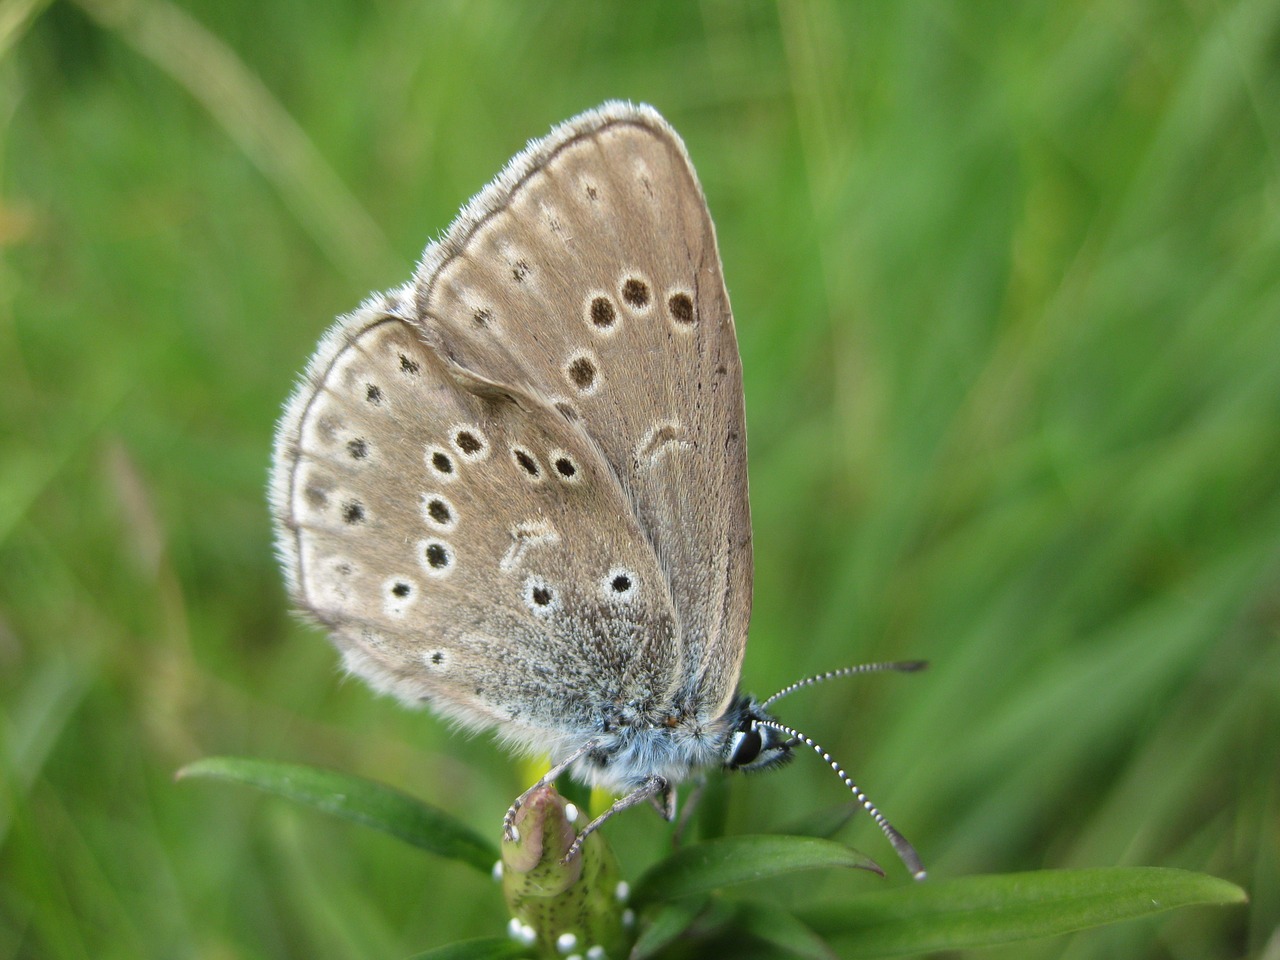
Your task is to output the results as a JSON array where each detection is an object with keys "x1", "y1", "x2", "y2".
[{"x1": 413, "y1": 105, "x2": 752, "y2": 720}]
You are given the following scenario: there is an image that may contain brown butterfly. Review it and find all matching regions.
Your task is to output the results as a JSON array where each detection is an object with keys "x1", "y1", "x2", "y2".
[{"x1": 269, "y1": 102, "x2": 925, "y2": 875}]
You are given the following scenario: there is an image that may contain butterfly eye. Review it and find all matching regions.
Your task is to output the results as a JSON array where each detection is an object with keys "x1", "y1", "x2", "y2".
[{"x1": 726, "y1": 727, "x2": 762, "y2": 768}]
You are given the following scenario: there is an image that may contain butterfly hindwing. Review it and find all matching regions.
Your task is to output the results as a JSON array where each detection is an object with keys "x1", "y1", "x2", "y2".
[{"x1": 271, "y1": 291, "x2": 683, "y2": 748}]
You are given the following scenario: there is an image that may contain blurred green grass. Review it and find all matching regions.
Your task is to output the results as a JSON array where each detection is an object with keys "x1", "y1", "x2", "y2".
[{"x1": 2, "y1": 1, "x2": 1277, "y2": 957}]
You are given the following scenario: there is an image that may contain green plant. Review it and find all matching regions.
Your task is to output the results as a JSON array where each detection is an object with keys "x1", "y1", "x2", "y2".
[{"x1": 179, "y1": 757, "x2": 1245, "y2": 959}]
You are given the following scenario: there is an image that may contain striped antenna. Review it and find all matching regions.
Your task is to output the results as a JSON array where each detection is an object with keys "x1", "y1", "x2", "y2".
[
  {"x1": 756, "y1": 718, "x2": 926, "y2": 880},
  {"x1": 761, "y1": 660, "x2": 927, "y2": 709}
]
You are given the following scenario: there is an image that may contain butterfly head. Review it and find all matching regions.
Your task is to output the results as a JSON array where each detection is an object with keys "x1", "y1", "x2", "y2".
[
  {"x1": 717, "y1": 660, "x2": 930, "y2": 881},
  {"x1": 721, "y1": 696, "x2": 795, "y2": 773}
]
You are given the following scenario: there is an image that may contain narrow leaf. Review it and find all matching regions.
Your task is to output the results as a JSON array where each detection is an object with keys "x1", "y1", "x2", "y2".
[
  {"x1": 177, "y1": 756, "x2": 498, "y2": 873},
  {"x1": 738, "y1": 902, "x2": 839, "y2": 960},
  {"x1": 630, "y1": 899, "x2": 708, "y2": 959},
  {"x1": 633, "y1": 834, "x2": 881, "y2": 906},
  {"x1": 779, "y1": 801, "x2": 858, "y2": 840},
  {"x1": 803, "y1": 867, "x2": 1247, "y2": 957}
]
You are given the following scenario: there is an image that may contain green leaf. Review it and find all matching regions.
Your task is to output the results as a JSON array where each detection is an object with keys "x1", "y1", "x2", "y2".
[
  {"x1": 738, "y1": 902, "x2": 839, "y2": 960},
  {"x1": 630, "y1": 899, "x2": 709, "y2": 959},
  {"x1": 803, "y1": 867, "x2": 1247, "y2": 957},
  {"x1": 691, "y1": 771, "x2": 729, "y2": 842},
  {"x1": 632, "y1": 834, "x2": 882, "y2": 906},
  {"x1": 404, "y1": 936, "x2": 530, "y2": 960},
  {"x1": 177, "y1": 756, "x2": 498, "y2": 874},
  {"x1": 779, "y1": 801, "x2": 858, "y2": 840}
]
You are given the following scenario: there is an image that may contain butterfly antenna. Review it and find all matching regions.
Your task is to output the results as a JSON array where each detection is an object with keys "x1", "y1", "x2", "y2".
[
  {"x1": 756, "y1": 718, "x2": 926, "y2": 880},
  {"x1": 761, "y1": 660, "x2": 927, "y2": 709}
]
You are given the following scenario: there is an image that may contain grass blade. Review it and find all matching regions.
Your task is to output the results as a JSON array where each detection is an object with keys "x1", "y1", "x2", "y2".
[
  {"x1": 177, "y1": 756, "x2": 498, "y2": 874},
  {"x1": 633, "y1": 834, "x2": 881, "y2": 906},
  {"x1": 804, "y1": 867, "x2": 1247, "y2": 957}
]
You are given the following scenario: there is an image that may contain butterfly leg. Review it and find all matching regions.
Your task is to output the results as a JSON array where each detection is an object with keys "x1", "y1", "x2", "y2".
[
  {"x1": 647, "y1": 781, "x2": 677, "y2": 821},
  {"x1": 561, "y1": 775, "x2": 668, "y2": 863},
  {"x1": 503, "y1": 740, "x2": 599, "y2": 842},
  {"x1": 669, "y1": 774, "x2": 707, "y2": 848}
]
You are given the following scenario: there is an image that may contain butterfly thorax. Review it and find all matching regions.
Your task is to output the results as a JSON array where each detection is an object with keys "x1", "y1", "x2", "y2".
[
  {"x1": 566, "y1": 707, "x2": 729, "y2": 792},
  {"x1": 566, "y1": 693, "x2": 792, "y2": 792}
]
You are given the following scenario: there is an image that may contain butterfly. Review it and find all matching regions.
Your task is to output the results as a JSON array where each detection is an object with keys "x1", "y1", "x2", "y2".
[{"x1": 269, "y1": 101, "x2": 924, "y2": 877}]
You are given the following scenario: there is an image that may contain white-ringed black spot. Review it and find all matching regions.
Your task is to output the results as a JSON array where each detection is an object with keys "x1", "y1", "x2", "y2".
[
  {"x1": 419, "y1": 539, "x2": 454, "y2": 577},
  {"x1": 420, "y1": 493, "x2": 457, "y2": 531},
  {"x1": 622, "y1": 277, "x2": 651, "y2": 309},
  {"x1": 589, "y1": 295, "x2": 617, "y2": 330},
  {"x1": 473, "y1": 308, "x2": 493, "y2": 328},
  {"x1": 565, "y1": 352, "x2": 599, "y2": 394},
  {"x1": 601, "y1": 567, "x2": 638, "y2": 601},
  {"x1": 426, "y1": 446, "x2": 458, "y2": 481},
  {"x1": 523, "y1": 576, "x2": 560, "y2": 615},
  {"x1": 399, "y1": 353, "x2": 420, "y2": 375},
  {"x1": 450, "y1": 426, "x2": 488, "y2": 460},
  {"x1": 512, "y1": 447, "x2": 541, "y2": 479},
  {"x1": 553, "y1": 454, "x2": 578, "y2": 480},
  {"x1": 511, "y1": 259, "x2": 531, "y2": 283},
  {"x1": 347, "y1": 438, "x2": 369, "y2": 460},
  {"x1": 382, "y1": 577, "x2": 417, "y2": 617},
  {"x1": 365, "y1": 383, "x2": 383, "y2": 404},
  {"x1": 429, "y1": 651, "x2": 445, "y2": 666},
  {"x1": 668, "y1": 291, "x2": 695, "y2": 326},
  {"x1": 341, "y1": 500, "x2": 365, "y2": 524}
]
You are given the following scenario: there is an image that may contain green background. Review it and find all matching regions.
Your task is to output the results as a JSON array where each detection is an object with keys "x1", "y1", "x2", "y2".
[{"x1": 3, "y1": 1, "x2": 1277, "y2": 957}]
